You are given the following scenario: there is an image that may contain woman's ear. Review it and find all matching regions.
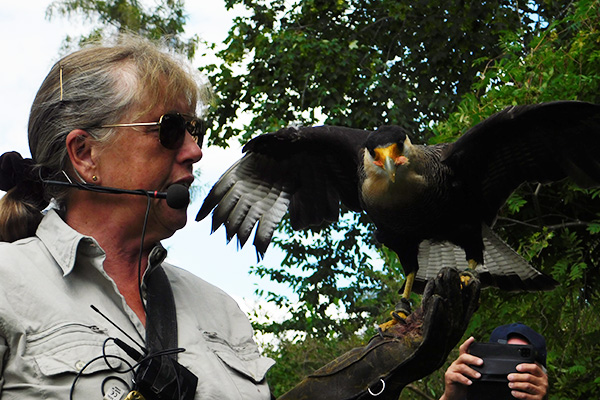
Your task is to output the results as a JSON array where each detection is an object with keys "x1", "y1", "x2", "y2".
[{"x1": 65, "y1": 129, "x2": 98, "y2": 183}]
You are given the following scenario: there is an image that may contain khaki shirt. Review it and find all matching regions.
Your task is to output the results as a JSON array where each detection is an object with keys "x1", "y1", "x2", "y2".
[{"x1": 0, "y1": 210, "x2": 274, "y2": 399}]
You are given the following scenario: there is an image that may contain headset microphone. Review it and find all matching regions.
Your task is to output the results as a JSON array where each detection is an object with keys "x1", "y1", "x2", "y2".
[
  {"x1": 43, "y1": 179, "x2": 190, "y2": 209},
  {"x1": 162, "y1": 184, "x2": 190, "y2": 209}
]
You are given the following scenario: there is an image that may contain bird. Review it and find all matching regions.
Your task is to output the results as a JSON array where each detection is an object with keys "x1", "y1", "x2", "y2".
[{"x1": 196, "y1": 100, "x2": 600, "y2": 317}]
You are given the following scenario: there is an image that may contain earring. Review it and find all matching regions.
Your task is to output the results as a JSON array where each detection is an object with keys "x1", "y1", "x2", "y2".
[{"x1": 92, "y1": 175, "x2": 98, "y2": 182}]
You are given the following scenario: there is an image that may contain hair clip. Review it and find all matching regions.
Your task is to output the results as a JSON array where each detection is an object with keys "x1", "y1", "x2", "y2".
[{"x1": 59, "y1": 65, "x2": 64, "y2": 101}]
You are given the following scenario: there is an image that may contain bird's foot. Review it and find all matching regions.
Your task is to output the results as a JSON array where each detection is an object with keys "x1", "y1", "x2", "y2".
[
  {"x1": 459, "y1": 269, "x2": 479, "y2": 289},
  {"x1": 378, "y1": 298, "x2": 412, "y2": 332},
  {"x1": 391, "y1": 297, "x2": 412, "y2": 321}
]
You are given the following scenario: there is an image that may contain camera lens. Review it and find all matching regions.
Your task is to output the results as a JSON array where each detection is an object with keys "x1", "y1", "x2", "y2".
[{"x1": 520, "y1": 348, "x2": 531, "y2": 357}]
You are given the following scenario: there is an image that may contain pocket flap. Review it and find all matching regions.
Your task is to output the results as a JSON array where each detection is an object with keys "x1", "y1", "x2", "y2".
[
  {"x1": 28, "y1": 322, "x2": 123, "y2": 376},
  {"x1": 35, "y1": 341, "x2": 123, "y2": 376},
  {"x1": 203, "y1": 331, "x2": 274, "y2": 383}
]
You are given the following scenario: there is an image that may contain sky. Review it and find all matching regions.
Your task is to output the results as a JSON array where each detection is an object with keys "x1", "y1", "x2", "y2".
[{"x1": 0, "y1": 1, "x2": 290, "y2": 307}]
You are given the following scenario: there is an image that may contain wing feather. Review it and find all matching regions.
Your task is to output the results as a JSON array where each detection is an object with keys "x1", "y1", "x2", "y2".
[
  {"x1": 224, "y1": 181, "x2": 276, "y2": 245},
  {"x1": 253, "y1": 189, "x2": 293, "y2": 255},
  {"x1": 196, "y1": 125, "x2": 369, "y2": 255},
  {"x1": 441, "y1": 101, "x2": 600, "y2": 224}
]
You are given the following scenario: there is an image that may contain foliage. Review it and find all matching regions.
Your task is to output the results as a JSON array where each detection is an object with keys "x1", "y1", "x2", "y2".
[
  {"x1": 208, "y1": 0, "x2": 565, "y2": 145},
  {"x1": 46, "y1": 0, "x2": 198, "y2": 58},
  {"x1": 208, "y1": 1, "x2": 596, "y2": 397},
  {"x1": 250, "y1": 213, "x2": 410, "y2": 339}
]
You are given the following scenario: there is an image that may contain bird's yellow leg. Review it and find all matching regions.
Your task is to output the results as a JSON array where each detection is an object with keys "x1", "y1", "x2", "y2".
[
  {"x1": 378, "y1": 272, "x2": 415, "y2": 332},
  {"x1": 401, "y1": 271, "x2": 415, "y2": 303},
  {"x1": 461, "y1": 259, "x2": 478, "y2": 287}
]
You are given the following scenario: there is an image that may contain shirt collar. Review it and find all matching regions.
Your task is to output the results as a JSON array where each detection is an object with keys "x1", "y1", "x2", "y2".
[
  {"x1": 36, "y1": 209, "x2": 168, "y2": 277},
  {"x1": 36, "y1": 209, "x2": 103, "y2": 276}
]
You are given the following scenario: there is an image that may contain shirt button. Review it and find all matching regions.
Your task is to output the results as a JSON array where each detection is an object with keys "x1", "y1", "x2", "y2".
[{"x1": 75, "y1": 360, "x2": 86, "y2": 370}]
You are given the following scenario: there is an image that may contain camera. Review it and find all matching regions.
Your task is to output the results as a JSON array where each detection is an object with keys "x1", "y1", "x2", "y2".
[{"x1": 466, "y1": 342, "x2": 537, "y2": 400}]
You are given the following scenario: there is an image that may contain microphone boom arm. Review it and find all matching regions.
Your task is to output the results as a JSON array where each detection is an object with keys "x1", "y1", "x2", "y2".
[{"x1": 42, "y1": 179, "x2": 189, "y2": 209}]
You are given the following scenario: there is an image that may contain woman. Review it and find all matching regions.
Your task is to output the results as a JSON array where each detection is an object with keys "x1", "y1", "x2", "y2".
[{"x1": 0, "y1": 35, "x2": 273, "y2": 399}]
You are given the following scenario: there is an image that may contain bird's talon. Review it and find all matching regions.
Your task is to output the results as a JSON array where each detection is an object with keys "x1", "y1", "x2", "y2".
[
  {"x1": 378, "y1": 319, "x2": 397, "y2": 332},
  {"x1": 377, "y1": 298, "x2": 412, "y2": 332},
  {"x1": 459, "y1": 270, "x2": 479, "y2": 289},
  {"x1": 460, "y1": 274, "x2": 471, "y2": 288},
  {"x1": 391, "y1": 311, "x2": 408, "y2": 322},
  {"x1": 395, "y1": 297, "x2": 412, "y2": 316}
]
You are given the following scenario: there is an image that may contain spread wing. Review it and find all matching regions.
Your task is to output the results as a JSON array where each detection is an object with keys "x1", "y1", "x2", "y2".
[
  {"x1": 441, "y1": 101, "x2": 600, "y2": 225},
  {"x1": 196, "y1": 125, "x2": 370, "y2": 257}
]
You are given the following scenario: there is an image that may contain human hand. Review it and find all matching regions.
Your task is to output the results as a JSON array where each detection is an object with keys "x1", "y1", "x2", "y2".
[
  {"x1": 507, "y1": 363, "x2": 548, "y2": 400},
  {"x1": 440, "y1": 336, "x2": 482, "y2": 400},
  {"x1": 440, "y1": 339, "x2": 549, "y2": 400}
]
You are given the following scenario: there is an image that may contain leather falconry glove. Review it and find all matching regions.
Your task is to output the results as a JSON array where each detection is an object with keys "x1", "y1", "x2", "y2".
[{"x1": 279, "y1": 267, "x2": 481, "y2": 400}]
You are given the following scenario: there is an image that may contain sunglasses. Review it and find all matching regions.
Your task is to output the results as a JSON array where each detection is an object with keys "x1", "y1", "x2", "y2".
[{"x1": 101, "y1": 113, "x2": 205, "y2": 150}]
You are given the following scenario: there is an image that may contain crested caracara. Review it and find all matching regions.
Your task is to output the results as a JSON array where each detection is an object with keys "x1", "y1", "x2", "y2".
[{"x1": 197, "y1": 101, "x2": 600, "y2": 315}]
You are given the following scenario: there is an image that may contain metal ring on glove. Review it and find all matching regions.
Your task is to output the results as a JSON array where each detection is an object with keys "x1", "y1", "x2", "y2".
[{"x1": 367, "y1": 379, "x2": 385, "y2": 396}]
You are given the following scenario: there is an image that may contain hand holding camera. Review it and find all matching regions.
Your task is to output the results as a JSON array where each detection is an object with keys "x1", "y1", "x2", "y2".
[
  {"x1": 466, "y1": 341, "x2": 540, "y2": 400},
  {"x1": 440, "y1": 336, "x2": 548, "y2": 400}
]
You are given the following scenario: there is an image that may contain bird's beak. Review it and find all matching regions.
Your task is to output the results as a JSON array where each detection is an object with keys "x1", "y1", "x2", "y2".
[
  {"x1": 373, "y1": 144, "x2": 408, "y2": 183},
  {"x1": 384, "y1": 156, "x2": 397, "y2": 183}
]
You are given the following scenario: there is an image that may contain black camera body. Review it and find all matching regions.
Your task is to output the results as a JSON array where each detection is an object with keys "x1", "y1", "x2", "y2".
[{"x1": 466, "y1": 342, "x2": 537, "y2": 400}]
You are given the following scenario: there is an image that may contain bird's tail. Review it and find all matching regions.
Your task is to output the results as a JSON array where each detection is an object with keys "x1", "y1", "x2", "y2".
[{"x1": 412, "y1": 225, "x2": 558, "y2": 294}]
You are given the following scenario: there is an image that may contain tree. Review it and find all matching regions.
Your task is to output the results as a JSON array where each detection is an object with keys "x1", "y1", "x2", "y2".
[
  {"x1": 210, "y1": 0, "x2": 565, "y2": 142},
  {"x1": 47, "y1": 0, "x2": 198, "y2": 57}
]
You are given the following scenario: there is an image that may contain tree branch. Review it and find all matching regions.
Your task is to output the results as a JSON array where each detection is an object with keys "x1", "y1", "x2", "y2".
[
  {"x1": 496, "y1": 216, "x2": 593, "y2": 231},
  {"x1": 405, "y1": 383, "x2": 436, "y2": 400}
]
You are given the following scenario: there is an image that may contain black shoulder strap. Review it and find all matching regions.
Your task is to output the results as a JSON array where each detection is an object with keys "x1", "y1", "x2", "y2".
[
  {"x1": 145, "y1": 263, "x2": 178, "y2": 356},
  {"x1": 134, "y1": 251, "x2": 198, "y2": 400}
]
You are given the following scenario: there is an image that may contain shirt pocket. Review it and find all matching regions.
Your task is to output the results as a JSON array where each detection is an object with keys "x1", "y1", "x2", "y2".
[
  {"x1": 202, "y1": 331, "x2": 274, "y2": 383},
  {"x1": 27, "y1": 322, "x2": 124, "y2": 376}
]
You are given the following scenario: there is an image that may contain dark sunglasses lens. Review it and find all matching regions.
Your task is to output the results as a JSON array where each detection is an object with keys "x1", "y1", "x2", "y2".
[
  {"x1": 187, "y1": 119, "x2": 205, "y2": 149},
  {"x1": 159, "y1": 114, "x2": 186, "y2": 149}
]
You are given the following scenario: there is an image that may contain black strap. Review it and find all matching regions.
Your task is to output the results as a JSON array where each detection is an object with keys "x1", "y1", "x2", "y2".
[
  {"x1": 145, "y1": 264, "x2": 178, "y2": 357},
  {"x1": 134, "y1": 249, "x2": 198, "y2": 400}
]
